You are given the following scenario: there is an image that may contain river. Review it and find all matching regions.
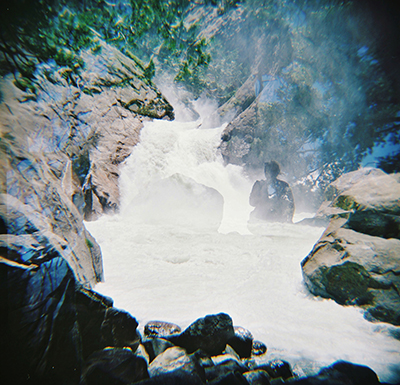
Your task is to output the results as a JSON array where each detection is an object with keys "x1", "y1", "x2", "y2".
[{"x1": 85, "y1": 107, "x2": 400, "y2": 383}]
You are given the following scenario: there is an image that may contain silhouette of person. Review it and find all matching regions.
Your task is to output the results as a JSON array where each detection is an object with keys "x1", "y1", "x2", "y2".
[{"x1": 249, "y1": 161, "x2": 295, "y2": 223}]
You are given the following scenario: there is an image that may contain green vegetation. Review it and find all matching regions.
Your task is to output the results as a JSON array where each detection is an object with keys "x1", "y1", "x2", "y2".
[
  {"x1": 0, "y1": 0, "x2": 214, "y2": 92},
  {"x1": 0, "y1": 0, "x2": 398, "y2": 183},
  {"x1": 197, "y1": 0, "x2": 400, "y2": 181},
  {"x1": 85, "y1": 237, "x2": 94, "y2": 249}
]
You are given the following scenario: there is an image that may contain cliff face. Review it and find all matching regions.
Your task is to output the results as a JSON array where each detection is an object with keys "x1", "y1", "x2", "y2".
[
  {"x1": 0, "y1": 40, "x2": 173, "y2": 382},
  {"x1": 0, "y1": 40, "x2": 173, "y2": 287}
]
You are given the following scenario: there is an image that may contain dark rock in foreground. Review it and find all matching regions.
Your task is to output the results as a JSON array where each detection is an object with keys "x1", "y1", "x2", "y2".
[
  {"x1": 167, "y1": 313, "x2": 235, "y2": 355},
  {"x1": 0, "y1": 256, "x2": 142, "y2": 384},
  {"x1": 82, "y1": 348, "x2": 149, "y2": 385}
]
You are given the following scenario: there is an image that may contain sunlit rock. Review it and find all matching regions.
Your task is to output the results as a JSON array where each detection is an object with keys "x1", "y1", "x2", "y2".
[
  {"x1": 148, "y1": 346, "x2": 205, "y2": 381},
  {"x1": 243, "y1": 369, "x2": 271, "y2": 385},
  {"x1": 144, "y1": 320, "x2": 182, "y2": 338},
  {"x1": 0, "y1": 155, "x2": 102, "y2": 286},
  {"x1": 251, "y1": 340, "x2": 268, "y2": 356},
  {"x1": 0, "y1": 40, "x2": 174, "y2": 222},
  {"x1": 302, "y1": 168, "x2": 400, "y2": 325}
]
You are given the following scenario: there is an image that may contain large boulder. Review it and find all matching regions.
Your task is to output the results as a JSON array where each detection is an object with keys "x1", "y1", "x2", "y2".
[
  {"x1": 301, "y1": 168, "x2": 400, "y2": 325},
  {"x1": 82, "y1": 347, "x2": 149, "y2": 385},
  {"x1": 0, "y1": 255, "x2": 142, "y2": 384},
  {"x1": 127, "y1": 173, "x2": 224, "y2": 231},
  {"x1": 168, "y1": 313, "x2": 235, "y2": 356}
]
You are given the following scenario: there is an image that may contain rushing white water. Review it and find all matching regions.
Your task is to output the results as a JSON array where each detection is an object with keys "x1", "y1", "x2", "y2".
[{"x1": 85, "y1": 108, "x2": 400, "y2": 383}]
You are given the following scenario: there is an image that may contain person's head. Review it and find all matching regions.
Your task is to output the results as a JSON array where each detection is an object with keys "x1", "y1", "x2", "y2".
[{"x1": 264, "y1": 161, "x2": 280, "y2": 179}]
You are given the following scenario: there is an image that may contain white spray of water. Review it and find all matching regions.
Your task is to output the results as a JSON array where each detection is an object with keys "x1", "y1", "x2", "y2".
[{"x1": 85, "y1": 98, "x2": 400, "y2": 383}]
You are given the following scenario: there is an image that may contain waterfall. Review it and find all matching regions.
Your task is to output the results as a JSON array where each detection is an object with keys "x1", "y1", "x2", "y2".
[
  {"x1": 85, "y1": 103, "x2": 400, "y2": 383},
  {"x1": 118, "y1": 118, "x2": 254, "y2": 234}
]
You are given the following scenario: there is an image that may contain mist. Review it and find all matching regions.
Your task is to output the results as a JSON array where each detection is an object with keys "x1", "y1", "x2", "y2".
[{"x1": 85, "y1": 90, "x2": 400, "y2": 383}]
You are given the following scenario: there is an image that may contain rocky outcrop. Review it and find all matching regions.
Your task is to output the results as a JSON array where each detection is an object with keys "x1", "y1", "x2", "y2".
[
  {"x1": 301, "y1": 168, "x2": 400, "y2": 325},
  {"x1": 167, "y1": 313, "x2": 235, "y2": 356},
  {"x1": 0, "y1": 255, "x2": 145, "y2": 384},
  {"x1": 0, "y1": 39, "x2": 174, "y2": 283},
  {"x1": 1, "y1": 40, "x2": 173, "y2": 223},
  {"x1": 217, "y1": 29, "x2": 293, "y2": 167},
  {"x1": 0, "y1": 40, "x2": 174, "y2": 384}
]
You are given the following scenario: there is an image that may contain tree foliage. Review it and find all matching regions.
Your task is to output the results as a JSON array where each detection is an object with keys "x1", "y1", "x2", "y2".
[
  {"x1": 0, "y1": 0, "x2": 398, "y2": 181},
  {"x1": 0, "y1": 0, "x2": 213, "y2": 92},
  {"x1": 197, "y1": 0, "x2": 400, "y2": 181}
]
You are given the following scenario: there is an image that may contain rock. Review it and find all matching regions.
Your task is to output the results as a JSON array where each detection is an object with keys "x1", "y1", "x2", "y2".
[
  {"x1": 135, "y1": 370, "x2": 204, "y2": 384},
  {"x1": 0, "y1": 239, "x2": 143, "y2": 383},
  {"x1": 212, "y1": 351, "x2": 242, "y2": 367},
  {"x1": 219, "y1": 102, "x2": 257, "y2": 165},
  {"x1": 243, "y1": 369, "x2": 272, "y2": 385},
  {"x1": 1, "y1": 256, "x2": 83, "y2": 383},
  {"x1": 127, "y1": 173, "x2": 224, "y2": 231},
  {"x1": 0, "y1": 165, "x2": 102, "y2": 287},
  {"x1": 136, "y1": 344, "x2": 151, "y2": 365},
  {"x1": 144, "y1": 320, "x2": 182, "y2": 338},
  {"x1": 0, "y1": 39, "x2": 174, "y2": 223},
  {"x1": 100, "y1": 307, "x2": 141, "y2": 352},
  {"x1": 208, "y1": 371, "x2": 250, "y2": 385},
  {"x1": 318, "y1": 361, "x2": 380, "y2": 385},
  {"x1": 287, "y1": 360, "x2": 381, "y2": 384},
  {"x1": 255, "y1": 359, "x2": 294, "y2": 381},
  {"x1": 324, "y1": 168, "x2": 389, "y2": 201},
  {"x1": 252, "y1": 340, "x2": 268, "y2": 356},
  {"x1": 76, "y1": 287, "x2": 115, "y2": 359},
  {"x1": 148, "y1": 346, "x2": 205, "y2": 381},
  {"x1": 143, "y1": 338, "x2": 176, "y2": 362},
  {"x1": 168, "y1": 313, "x2": 235, "y2": 356},
  {"x1": 205, "y1": 359, "x2": 249, "y2": 382},
  {"x1": 190, "y1": 349, "x2": 215, "y2": 369},
  {"x1": 301, "y1": 168, "x2": 400, "y2": 325},
  {"x1": 82, "y1": 347, "x2": 149, "y2": 385},
  {"x1": 227, "y1": 326, "x2": 254, "y2": 358}
]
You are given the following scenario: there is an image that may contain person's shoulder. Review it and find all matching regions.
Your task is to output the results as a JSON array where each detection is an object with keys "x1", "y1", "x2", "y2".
[{"x1": 276, "y1": 178, "x2": 290, "y2": 188}]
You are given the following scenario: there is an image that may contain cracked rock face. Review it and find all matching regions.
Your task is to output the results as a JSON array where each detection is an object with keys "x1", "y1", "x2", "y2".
[
  {"x1": 0, "y1": 39, "x2": 173, "y2": 383},
  {"x1": 301, "y1": 168, "x2": 400, "y2": 325},
  {"x1": 0, "y1": 39, "x2": 174, "y2": 282}
]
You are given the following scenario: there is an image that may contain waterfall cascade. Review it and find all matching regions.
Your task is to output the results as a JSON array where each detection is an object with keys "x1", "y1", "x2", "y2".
[{"x1": 85, "y1": 107, "x2": 400, "y2": 383}]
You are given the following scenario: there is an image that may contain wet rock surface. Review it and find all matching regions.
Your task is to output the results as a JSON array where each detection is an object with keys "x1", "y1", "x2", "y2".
[
  {"x1": 0, "y1": 256, "x2": 142, "y2": 384},
  {"x1": 0, "y1": 39, "x2": 173, "y2": 384},
  {"x1": 301, "y1": 168, "x2": 400, "y2": 325}
]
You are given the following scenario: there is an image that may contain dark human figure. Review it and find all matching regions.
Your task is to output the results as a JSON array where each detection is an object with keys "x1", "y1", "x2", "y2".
[{"x1": 249, "y1": 161, "x2": 295, "y2": 223}]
